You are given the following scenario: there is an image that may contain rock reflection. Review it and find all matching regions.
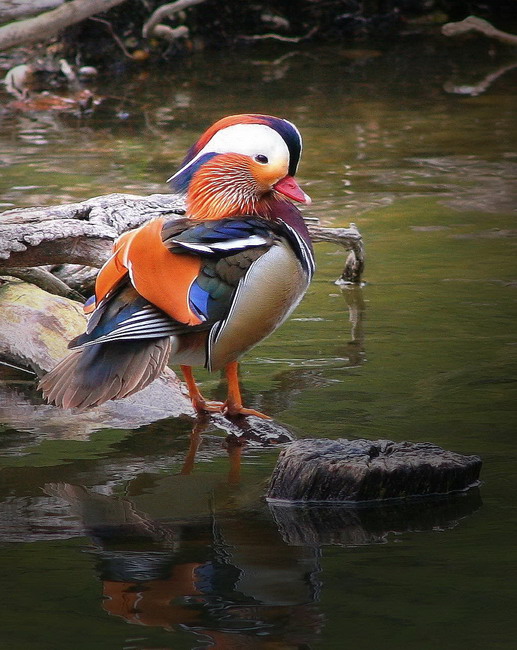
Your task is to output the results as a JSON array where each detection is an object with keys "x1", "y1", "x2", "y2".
[
  {"x1": 269, "y1": 490, "x2": 482, "y2": 547},
  {"x1": 44, "y1": 482, "x2": 323, "y2": 646}
]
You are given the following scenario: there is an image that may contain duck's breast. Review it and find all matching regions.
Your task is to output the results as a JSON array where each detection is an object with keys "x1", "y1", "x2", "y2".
[{"x1": 207, "y1": 239, "x2": 309, "y2": 371}]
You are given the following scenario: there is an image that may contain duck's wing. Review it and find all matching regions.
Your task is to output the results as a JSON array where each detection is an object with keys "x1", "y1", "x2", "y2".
[{"x1": 71, "y1": 217, "x2": 278, "y2": 349}]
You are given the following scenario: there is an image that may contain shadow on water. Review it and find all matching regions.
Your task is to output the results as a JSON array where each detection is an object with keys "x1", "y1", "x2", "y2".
[{"x1": 0, "y1": 251, "x2": 490, "y2": 645}]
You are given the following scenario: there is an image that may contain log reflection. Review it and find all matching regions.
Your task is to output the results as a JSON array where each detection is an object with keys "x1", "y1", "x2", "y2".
[{"x1": 268, "y1": 490, "x2": 482, "y2": 547}]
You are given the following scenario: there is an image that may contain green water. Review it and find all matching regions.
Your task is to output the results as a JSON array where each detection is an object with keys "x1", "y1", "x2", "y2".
[{"x1": 0, "y1": 39, "x2": 516, "y2": 649}]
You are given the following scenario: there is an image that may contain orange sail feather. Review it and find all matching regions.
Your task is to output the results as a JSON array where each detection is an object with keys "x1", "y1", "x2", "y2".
[{"x1": 95, "y1": 219, "x2": 202, "y2": 325}]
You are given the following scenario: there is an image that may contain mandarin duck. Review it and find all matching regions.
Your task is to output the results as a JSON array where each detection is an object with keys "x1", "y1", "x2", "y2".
[{"x1": 39, "y1": 114, "x2": 315, "y2": 418}]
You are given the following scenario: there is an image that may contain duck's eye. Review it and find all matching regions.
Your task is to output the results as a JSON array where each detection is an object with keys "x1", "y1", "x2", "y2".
[{"x1": 254, "y1": 154, "x2": 269, "y2": 164}]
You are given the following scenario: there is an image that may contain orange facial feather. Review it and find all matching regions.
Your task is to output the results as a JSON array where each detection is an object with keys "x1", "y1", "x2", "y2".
[{"x1": 186, "y1": 152, "x2": 284, "y2": 221}]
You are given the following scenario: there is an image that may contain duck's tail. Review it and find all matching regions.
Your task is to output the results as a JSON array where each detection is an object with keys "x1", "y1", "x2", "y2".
[{"x1": 39, "y1": 337, "x2": 171, "y2": 409}]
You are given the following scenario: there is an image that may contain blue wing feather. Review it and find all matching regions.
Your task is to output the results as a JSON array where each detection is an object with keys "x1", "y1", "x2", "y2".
[{"x1": 189, "y1": 280, "x2": 210, "y2": 322}]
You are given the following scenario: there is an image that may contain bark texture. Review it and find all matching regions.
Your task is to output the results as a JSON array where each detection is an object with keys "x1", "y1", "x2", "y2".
[
  {"x1": 266, "y1": 438, "x2": 482, "y2": 502},
  {"x1": 0, "y1": 0, "x2": 127, "y2": 52},
  {"x1": 0, "y1": 193, "x2": 186, "y2": 269}
]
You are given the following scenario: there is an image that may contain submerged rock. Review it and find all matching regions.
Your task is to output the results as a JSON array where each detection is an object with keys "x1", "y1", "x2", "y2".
[
  {"x1": 266, "y1": 438, "x2": 482, "y2": 502},
  {"x1": 0, "y1": 278, "x2": 86, "y2": 374}
]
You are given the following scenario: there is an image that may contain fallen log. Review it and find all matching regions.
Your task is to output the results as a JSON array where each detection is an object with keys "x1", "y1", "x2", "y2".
[
  {"x1": 0, "y1": 279, "x2": 296, "y2": 442},
  {"x1": 0, "y1": 192, "x2": 364, "y2": 284}
]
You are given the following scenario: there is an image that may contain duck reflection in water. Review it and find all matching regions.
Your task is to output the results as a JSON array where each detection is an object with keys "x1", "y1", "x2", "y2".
[
  {"x1": 45, "y1": 477, "x2": 324, "y2": 648},
  {"x1": 39, "y1": 404, "x2": 481, "y2": 647}
]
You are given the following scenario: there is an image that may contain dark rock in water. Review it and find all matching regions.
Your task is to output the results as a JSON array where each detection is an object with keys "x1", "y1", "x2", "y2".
[
  {"x1": 268, "y1": 489, "x2": 482, "y2": 547},
  {"x1": 266, "y1": 438, "x2": 482, "y2": 502}
]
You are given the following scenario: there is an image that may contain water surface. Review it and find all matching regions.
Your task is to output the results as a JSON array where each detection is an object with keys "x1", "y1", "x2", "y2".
[{"x1": 0, "y1": 39, "x2": 516, "y2": 649}]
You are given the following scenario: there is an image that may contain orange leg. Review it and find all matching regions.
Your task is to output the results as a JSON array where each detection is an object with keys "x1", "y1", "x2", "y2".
[
  {"x1": 180, "y1": 365, "x2": 225, "y2": 414},
  {"x1": 180, "y1": 363, "x2": 271, "y2": 419},
  {"x1": 223, "y1": 361, "x2": 271, "y2": 419}
]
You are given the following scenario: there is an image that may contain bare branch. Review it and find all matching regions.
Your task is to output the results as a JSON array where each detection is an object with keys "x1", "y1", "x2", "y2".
[
  {"x1": 88, "y1": 16, "x2": 138, "y2": 59},
  {"x1": 0, "y1": 0, "x2": 64, "y2": 24},
  {"x1": 0, "y1": 267, "x2": 84, "y2": 300},
  {"x1": 309, "y1": 223, "x2": 365, "y2": 283},
  {"x1": 0, "y1": 0, "x2": 128, "y2": 52},
  {"x1": 142, "y1": 0, "x2": 207, "y2": 40},
  {"x1": 442, "y1": 16, "x2": 517, "y2": 46}
]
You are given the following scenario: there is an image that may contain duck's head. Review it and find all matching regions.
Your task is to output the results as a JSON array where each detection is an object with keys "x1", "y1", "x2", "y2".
[{"x1": 168, "y1": 114, "x2": 310, "y2": 220}]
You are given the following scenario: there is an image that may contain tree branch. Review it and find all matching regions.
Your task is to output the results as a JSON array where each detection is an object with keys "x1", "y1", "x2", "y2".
[
  {"x1": 442, "y1": 16, "x2": 517, "y2": 46},
  {"x1": 0, "y1": 0, "x2": 127, "y2": 52},
  {"x1": 0, "y1": 267, "x2": 84, "y2": 300},
  {"x1": 142, "y1": 0, "x2": 207, "y2": 41},
  {"x1": 309, "y1": 223, "x2": 365, "y2": 283},
  {"x1": 0, "y1": 0, "x2": 64, "y2": 24}
]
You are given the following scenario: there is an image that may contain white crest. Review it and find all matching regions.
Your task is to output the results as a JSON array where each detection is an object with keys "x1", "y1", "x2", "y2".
[{"x1": 168, "y1": 123, "x2": 290, "y2": 183}]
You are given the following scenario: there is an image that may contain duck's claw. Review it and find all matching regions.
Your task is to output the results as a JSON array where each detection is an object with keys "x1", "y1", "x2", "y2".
[
  {"x1": 223, "y1": 402, "x2": 272, "y2": 420},
  {"x1": 191, "y1": 397, "x2": 226, "y2": 414}
]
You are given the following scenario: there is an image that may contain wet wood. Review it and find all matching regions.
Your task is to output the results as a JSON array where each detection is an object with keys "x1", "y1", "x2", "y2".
[
  {"x1": 309, "y1": 223, "x2": 364, "y2": 283},
  {"x1": 267, "y1": 438, "x2": 482, "y2": 502}
]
